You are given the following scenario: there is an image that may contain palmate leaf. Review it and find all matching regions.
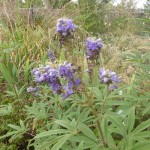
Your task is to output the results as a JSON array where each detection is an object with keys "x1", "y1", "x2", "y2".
[
  {"x1": 35, "y1": 129, "x2": 69, "y2": 138},
  {"x1": 101, "y1": 117, "x2": 117, "y2": 148},
  {"x1": 107, "y1": 114, "x2": 127, "y2": 137},
  {"x1": 71, "y1": 135, "x2": 98, "y2": 150},
  {"x1": 78, "y1": 123, "x2": 97, "y2": 141},
  {"x1": 107, "y1": 84, "x2": 133, "y2": 100},
  {"x1": 51, "y1": 134, "x2": 72, "y2": 150},
  {"x1": 76, "y1": 107, "x2": 91, "y2": 126},
  {"x1": 54, "y1": 120, "x2": 73, "y2": 131},
  {"x1": 0, "y1": 120, "x2": 26, "y2": 141},
  {"x1": 0, "y1": 104, "x2": 12, "y2": 116},
  {"x1": 36, "y1": 136, "x2": 63, "y2": 150},
  {"x1": 131, "y1": 119, "x2": 150, "y2": 135}
]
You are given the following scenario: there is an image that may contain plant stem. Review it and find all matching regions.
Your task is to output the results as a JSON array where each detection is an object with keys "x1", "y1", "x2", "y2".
[
  {"x1": 98, "y1": 85, "x2": 109, "y2": 114},
  {"x1": 90, "y1": 104, "x2": 107, "y2": 147}
]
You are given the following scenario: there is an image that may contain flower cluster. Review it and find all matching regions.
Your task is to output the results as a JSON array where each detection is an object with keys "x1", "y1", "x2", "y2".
[
  {"x1": 30, "y1": 62, "x2": 80, "y2": 99},
  {"x1": 99, "y1": 68, "x2": 121, "y2": 90},
  {"x1": 56, "y1": 18, "x2": 77, "y2": 37},
  {"x1": 58, "y1": 62, "x2": 80, "y2": 99},
  {"x1": 32, "y1": 65, "x2": 61, "y2": 94},
  {"x1": 86, "y1": 37, "x2": 103, "y2": 60}
]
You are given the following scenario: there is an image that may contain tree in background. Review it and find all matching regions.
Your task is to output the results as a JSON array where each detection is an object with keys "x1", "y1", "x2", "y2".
[{"x1": 144, "y1": 0, "x2": 150, "y2": 13}]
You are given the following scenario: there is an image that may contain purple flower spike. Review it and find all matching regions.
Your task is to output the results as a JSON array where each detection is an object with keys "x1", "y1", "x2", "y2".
[
  {"x1": 86, "y1": 37, "x2": 103, "y2": 60},
  {"x1": 56, "y1": 18, "x2": 77, "y2": 37},
  {"x1": 99, "y1": 68, "x2": 121, "y2": 91}
]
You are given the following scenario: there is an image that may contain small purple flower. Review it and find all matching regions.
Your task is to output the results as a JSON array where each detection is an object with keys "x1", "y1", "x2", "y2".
[
  {"x1": 56, "y1": 18, "x2": 77, "y2": 37},
  {"x1": 62, "y1": 85, "x2": 74, "y2": 99},
  {"x1": 75, "y1": 78, "x2": 80, "y2": 86},
  {"x1": 109, "y1": 84, "x2": 118, "y2": 91},
  {"x1": 27, "y1": 86, "x2": 40, "y2": 96},
  {"x1": 48, "y1": 50, "x2": 56, "y2": 63},
  {"x1": 27, "y1": 86, "x2": 37, "y2": 93},
  {"x1": 99, "y1": 68, "x2": 121, "y2": 91},
  {"x1": 51, "y1": 83, "x2": 62, "y2": 94},
  {"x1": 86, "y1": 37, "x2": 103, "y2": 60},
  {"x1": 68, "y1": 81, "x2": 74, "y2": 88},
  {"x1": 99, "y1": 68, "x2": 107, "y2": 77},
  {"x1": 58, "y1": 62, "x2": 76, "y2": 80}
]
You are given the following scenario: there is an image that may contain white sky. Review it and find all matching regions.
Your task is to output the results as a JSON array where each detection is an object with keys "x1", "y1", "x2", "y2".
[{"x1": 114, "y1": 0, "x2": 147, "y2": 8}]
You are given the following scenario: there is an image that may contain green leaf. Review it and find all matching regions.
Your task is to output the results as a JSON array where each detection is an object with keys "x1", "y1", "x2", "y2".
[
  {"x1": 107, "y1": 100, "x2": 131, "y2": 106},
  {"x1": 51, "y1": 134, "x2": 71, "y2": 150},
  {"x1": 71, "y1": 135, "x2": 96, "y2": 149},
  {"x1": 133, "y1": 131, "x2": 150, "y2": 138},
  {"x1": 131, "y1": 142, "x2": 150, "y2": 150},
  {"x1": 0, "y1": 63, "x2": 15, "y2": 85},
  {"x1": 0, "y1": 131, "x2": 19, "y2": 140},
  {"x1": 143, "y1": 105, "x2": 150, "y2": 115},
  {"x1": 35, "y1": 129, "x2": 69, "y2": 138},
  {"x1": 38, "y1": 136, "x2": 64, "y2": 149},
  {"x1": 54, "y1": 120, "x2": 73, "y2": 131},
  {"x1": 20, "y1": 120, "x2": 26, "y2": 129},
  {"x1": 76, "y1": 108, "x2": 91, "y2": 127},
  {"x1": 132, "y1": 119, "x2": 150, "y2": 135},
  {"x1": 107, "y1": 114, "x2": 126, "y2": 137},
  {"x1": 93, "y1": 67, "x2": 99, "y2": 85},
  {"x1": 8, "y1": 124, "x2": 21, "y2": 131},
  {"x1": 101, "y1": 117, "x2": 108, "y2": 141},
  {"x1": 0, "y1": 104, "x2": 12, "y2": 116},
  {"x1": 78, "y1": 123, "x2": 97, "y2": 141},
  {"x1": 127, "y1": 107, "x2": 135, "y2": 133},
  {"x1": 76, "y1": 141, "x2": 84, "y2": 150},
  {"x1": 107, "y1": 134, "x2": 116, "y2": 148}
]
